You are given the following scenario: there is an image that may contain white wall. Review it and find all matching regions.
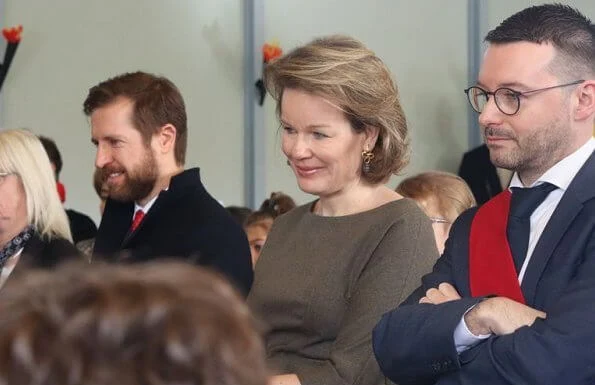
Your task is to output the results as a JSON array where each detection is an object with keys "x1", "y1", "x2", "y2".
[
  {"x1": 263, "y1": 0, "x2": 470, "y2": 205},
  {"x1": 3, "y1": 0, "x2": 244, "y2": 223},
  {"x1": 3, "y1": 1, "x2": 593, "y2": 216}
]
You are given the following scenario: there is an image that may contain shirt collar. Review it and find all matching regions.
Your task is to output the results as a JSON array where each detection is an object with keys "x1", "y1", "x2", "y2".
[
  {"x1": 134, "y1": 190, "x2": 164, "y2": 215},
  {"x1": 509, "y1": 137, "x2": 595, "y2": 190}
]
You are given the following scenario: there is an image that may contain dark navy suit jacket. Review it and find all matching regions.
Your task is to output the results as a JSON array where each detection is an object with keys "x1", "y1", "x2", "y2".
[
  {"x1": 93, "y1": 168, "x2": 253, "y2": 296},
  {"x1": 373, "y1": 150, "x2": 595, "y2": 385}
]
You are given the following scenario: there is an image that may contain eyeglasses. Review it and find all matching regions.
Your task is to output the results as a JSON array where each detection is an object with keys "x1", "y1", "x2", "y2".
[
  {"x1": 464, "y1": 80, "x2": 584, "y2": 116},
  {"x1": 429, "y1": 217, "x2": 450, "y2": 224}
]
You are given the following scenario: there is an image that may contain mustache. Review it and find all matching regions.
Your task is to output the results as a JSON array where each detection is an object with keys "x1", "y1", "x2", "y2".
[
  {"x1": 99, "y1": 166, "x2": 126, "y2": 180},
  {"x1": 484, "y1": 126, "x2": 515, "y2": 139}
]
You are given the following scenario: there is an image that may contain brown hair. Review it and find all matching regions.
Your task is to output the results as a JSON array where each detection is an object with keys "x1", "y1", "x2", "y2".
[
  {"x1": 244, "y1": 192, "x2": 296, "y2": 228},
  {"x1": 37, "y1": 135, "x2": 62, "y2": 179},
  {"x1": 264, "y1": 35, "x2": 409, "y2": 184},
  {"x1": 0, "y1": 262, "x2": 268, "y2": 385},
  {"x1": 397, "y1": 171, "x2": 476, "y2": 223},
  {"x1": 83, "y1": 71, "x2": 188, "y2": 165}
]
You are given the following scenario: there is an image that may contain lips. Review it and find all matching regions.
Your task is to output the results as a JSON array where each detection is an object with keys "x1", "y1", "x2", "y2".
[
  {"x1": 485, "y1": 136, "x2": 510, "y2": 141},
  {"x1": 485, "y1": 133, "x2": 515, "y2": 145},
  {"x1": 294, "y1": 165, "x2": 321, "y2": 177},
  {"x1": 484, "y1": 127, "x2": 513, "y2": 142}
]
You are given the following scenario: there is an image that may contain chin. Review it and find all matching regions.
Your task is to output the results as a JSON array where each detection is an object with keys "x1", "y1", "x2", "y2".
[{"x1": 296, "y1": 182, "x2": 324, "y2": 196}]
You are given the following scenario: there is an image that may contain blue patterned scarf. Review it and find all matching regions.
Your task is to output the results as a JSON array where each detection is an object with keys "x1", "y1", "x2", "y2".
[{"x1": 0, "y1": 225, "x2": 34, "y2": 268}]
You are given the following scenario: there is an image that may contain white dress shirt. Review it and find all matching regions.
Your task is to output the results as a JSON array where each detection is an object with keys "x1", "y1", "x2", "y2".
[
  {"x1": 454, "y1": 137, "x2": 595, "y2": 353},
  {"x1": 134, "y1": 194, "x2": 159, "y2": 218}
]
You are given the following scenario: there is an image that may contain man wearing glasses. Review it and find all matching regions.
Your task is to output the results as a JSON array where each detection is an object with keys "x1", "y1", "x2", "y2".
[{"x1": 373, "y1": 4, "x2": 595, "y2": 384}]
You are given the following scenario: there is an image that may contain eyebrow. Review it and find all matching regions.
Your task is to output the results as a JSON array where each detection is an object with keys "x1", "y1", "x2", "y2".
[
  {"x1": 91, "y1": 135, "x2": 126, "y2": 145},
  {"x1": 280, "y1": 119, "x2": 331, "y2": 130},
  {"x1": 476, "y1": 81, "x2": 531, "y2": 91}
]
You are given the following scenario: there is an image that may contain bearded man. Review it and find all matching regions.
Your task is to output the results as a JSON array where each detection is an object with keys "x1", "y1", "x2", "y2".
[{"x1": 84, "y1": 71, "x2": 252, "y2": 295}]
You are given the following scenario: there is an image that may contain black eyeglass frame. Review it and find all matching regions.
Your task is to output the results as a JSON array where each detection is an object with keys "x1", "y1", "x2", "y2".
[{"x1": 464, "y1": 79, "x2": 585, "y2": 116}]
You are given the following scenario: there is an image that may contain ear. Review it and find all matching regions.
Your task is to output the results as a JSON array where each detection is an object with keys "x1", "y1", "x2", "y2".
[
  {"x1": 363, "y1": 125, "x2": 380, "y2": 149},
  {"x1": 574, "y1": 80, "x2": 595, "y2": 122},
  {"x1": 153, "y1": 124, "x2": 177, "y2": 154}
]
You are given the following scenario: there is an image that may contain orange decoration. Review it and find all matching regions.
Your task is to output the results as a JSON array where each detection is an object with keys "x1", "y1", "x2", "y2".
[
  {"x1": 263, "y1": 43, "x2": 282, "y2": 63},
  {"x1": 2, "y1": 25, "x2": 23, "y2": 43}
]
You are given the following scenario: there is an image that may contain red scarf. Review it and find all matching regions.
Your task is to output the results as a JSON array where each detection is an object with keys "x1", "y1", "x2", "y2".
[{"x1": 469, "y1": 191, "x2": 525, "y2": 304}]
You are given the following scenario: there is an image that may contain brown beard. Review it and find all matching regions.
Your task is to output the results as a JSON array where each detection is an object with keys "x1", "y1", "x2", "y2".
[{"x1": 102, "y1": 150, "x2": 158, "y2": 203}]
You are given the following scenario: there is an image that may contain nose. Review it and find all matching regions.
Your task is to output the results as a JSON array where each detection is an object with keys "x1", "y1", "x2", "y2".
[
  {"x1": 478, "y1": 95, "x2": 504, "y2": 128},
  {"x1": 95, "y1": 144, "x2": 112, "y2": 169},
  {"x1": 283, "y1": 134, "x2": 312, "y2": 160}
]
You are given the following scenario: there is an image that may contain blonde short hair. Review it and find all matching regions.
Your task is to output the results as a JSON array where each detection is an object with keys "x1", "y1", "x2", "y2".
[
  {"x1": 265, "y1": 35, "x2": 409, "y2": 184},
  {"x1": 0, "y1": 261, "x2": 268, "y2": 385},
  {"x1": 0, "y1": 129, "x2": 71, "y2": 241},
  {"x1": 397, "y1": 171, "x2": 476, "y2": 223}
]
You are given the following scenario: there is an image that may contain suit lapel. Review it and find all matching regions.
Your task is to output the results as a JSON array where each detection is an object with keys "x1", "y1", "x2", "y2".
[
  {"x1": 521, "y1": 195, "x2": 582, "y2": 304},
  {"x1": 117, "y1": 169, "x2": 199, "y2": 249},
  {"x1": 521, "y1": 150, "x2": 595, "y2": 304},
  {"x1": 93, "y1": 199, "x2": 134, "y2": 258},
  {"x1": 120, "y1": 189, "x2": 171, "y2": 248}
]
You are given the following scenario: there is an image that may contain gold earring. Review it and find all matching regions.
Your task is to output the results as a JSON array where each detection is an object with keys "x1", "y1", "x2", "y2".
[{"x1": 361, "y1": 147, "x2": 374, "y2": 174}]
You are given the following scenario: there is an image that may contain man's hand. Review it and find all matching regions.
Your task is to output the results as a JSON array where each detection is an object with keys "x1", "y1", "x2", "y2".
[
  {"x1": 465, "y1": 297, "x2": 547, "y2": 336},
  {"x1": 419, "y1": 282, "x2": 462, "y2": 304},
  {"x1": 269, "y1": 374, "x2": 301, "y2": 385}
]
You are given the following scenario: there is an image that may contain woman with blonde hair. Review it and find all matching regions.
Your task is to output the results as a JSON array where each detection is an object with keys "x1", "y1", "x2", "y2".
[
  {"x1": 0, "y1": 129, "x2": 80, "y2": 286},
  {"x1": 396, "y1": 171, "x2": 477, "y2": 254},
  {"x1": 247, "y1": 36, "x2": 438, "y2": 385}
]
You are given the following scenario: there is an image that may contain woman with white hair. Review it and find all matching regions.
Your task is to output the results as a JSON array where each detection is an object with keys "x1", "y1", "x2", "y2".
[{"x1": 0, "y1": 129, "x2": 81, "y2": 287}]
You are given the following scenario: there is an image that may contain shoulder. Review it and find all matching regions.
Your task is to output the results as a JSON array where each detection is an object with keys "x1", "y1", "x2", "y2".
[
  {"x1": 455, "y1": 206, "x2": 479, "y2": 227},
  {"x1": 263, "y1": 202, "x2": 317, "y2": 237},
  {"x1": 23, "y1": 235, "x2": 83, "y2": 268},
  {"x1": 165, "y1": 170, "x2": 226, "y2": 213},
  {"x1": 371, "y1": 199, "x2": 434, "y2": 245},
  {"x1": 65, "y1": 209, "x2": 96, "y2": 226},
  {"x1": 273, "y1": 201, "x2": 312, "y2": 223},
  {"x1": 43, "y1": 237, "x2": 82, "y2": 258},
  {"x1": 373, "y1": 198, "x2": 431, "y2": 228}
]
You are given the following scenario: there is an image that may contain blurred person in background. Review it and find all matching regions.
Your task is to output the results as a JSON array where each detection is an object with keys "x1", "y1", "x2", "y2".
[
  {"x1": 397, "y1": 171, "x2": 476, "y2": 254},
  {"x1": 244, "y1": 192, "x2": 296, "y2": 266}
]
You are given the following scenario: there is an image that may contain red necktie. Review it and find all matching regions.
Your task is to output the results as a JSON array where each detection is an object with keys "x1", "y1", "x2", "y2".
[{"x1": 130, "y1": 210, "x2": 145, "y2": 232}]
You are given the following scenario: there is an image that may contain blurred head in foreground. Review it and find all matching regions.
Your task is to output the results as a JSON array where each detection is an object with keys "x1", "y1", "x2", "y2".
[{"x1": 0, "y1": 261, "x2": 268, "y2": 385}]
